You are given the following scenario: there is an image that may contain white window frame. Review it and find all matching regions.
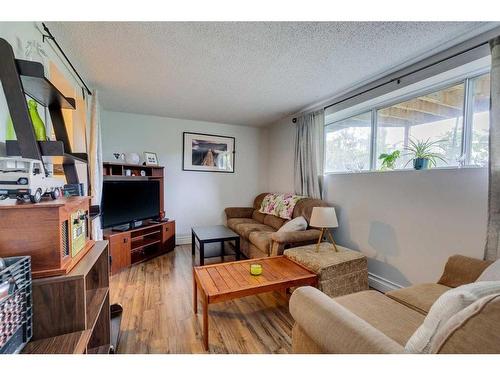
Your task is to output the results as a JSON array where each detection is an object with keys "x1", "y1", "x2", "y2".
[{"x1": 324, "y1": 65, "x2": 490, "y2": 175}]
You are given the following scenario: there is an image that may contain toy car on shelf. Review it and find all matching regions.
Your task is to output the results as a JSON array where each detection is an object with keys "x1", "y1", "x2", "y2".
[{"x1": 0, "y1": 157, "x2": 64, "y2": 203}]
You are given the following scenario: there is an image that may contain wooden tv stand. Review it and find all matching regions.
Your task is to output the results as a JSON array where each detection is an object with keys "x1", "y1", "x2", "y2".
[{"x1": 104, "y1": 220, "x2": 175, "y2": 274}]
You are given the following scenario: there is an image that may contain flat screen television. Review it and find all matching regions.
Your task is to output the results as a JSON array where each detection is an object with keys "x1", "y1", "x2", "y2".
[{"x1": 101, "y1": 180, "x2": 160, "y2": 229}]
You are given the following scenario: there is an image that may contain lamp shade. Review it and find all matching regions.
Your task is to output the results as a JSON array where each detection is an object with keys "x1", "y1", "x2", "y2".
[{"x1": 310, "y1": 207, "x2": 338, "y2": 228}]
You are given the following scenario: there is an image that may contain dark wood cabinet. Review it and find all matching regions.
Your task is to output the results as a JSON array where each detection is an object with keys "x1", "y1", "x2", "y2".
[
  {"x1": 109, "y1": 232, "x2": 132, "y2": 275},
  {"x1": 102, "y1": 162, "x2": 174, "y2": 274},
  {"x1": 105, "y1": 221, "x2": 176, "y2": 275},
  {"x1": 162, "y1": 221, "x2": 176, "y2": 249}
]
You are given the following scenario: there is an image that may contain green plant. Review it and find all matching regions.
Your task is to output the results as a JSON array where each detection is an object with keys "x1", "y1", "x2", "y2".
[
  {"x1": 378, "y1": 150, "x2": 400, "y2": 170},
  {"x1": 404, "y1": 138, "x2": 447, "y2": 167}
]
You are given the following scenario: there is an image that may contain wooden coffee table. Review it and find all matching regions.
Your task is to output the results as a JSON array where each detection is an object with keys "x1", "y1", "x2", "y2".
[{"x1": 193, "y1": 256, "x2": 318, "y2": 350}]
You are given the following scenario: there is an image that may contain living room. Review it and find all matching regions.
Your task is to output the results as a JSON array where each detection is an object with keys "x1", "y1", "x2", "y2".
[{"x1": 1, "y1": 0, "x2": 500, "y2": 372}]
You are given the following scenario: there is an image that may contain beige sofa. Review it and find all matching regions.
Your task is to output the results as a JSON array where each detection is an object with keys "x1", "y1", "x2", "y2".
[
  {"x1": 290, "y1": 255, "x2": 500, "y2": 354},
  {"x1": 225, "y1": 193, "x2": 329, "y2": 258}
]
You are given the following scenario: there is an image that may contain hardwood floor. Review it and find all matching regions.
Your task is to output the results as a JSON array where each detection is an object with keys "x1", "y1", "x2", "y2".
[{"x1": 110, "y1": 245, "x2": 294, "y2": 353}]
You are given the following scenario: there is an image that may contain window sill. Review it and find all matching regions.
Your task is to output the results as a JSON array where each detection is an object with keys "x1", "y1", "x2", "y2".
[{"x1": 323, "y1": 165, "x2": 487, "y2": 177}]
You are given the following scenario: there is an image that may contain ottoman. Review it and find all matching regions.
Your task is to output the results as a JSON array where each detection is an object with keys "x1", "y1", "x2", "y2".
[{"x1": 284, "y1": 243, "x2": 368, "y2": 298}]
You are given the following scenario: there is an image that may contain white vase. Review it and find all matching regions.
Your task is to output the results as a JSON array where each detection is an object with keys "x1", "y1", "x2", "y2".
[{"x1": 125, "y1": 152, "x2": 140, "y2": 165}]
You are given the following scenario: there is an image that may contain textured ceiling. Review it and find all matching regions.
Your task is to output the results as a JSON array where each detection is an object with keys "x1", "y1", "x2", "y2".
[{"x1": 47, "y1": 22, "x2": 497, "y2": 127}]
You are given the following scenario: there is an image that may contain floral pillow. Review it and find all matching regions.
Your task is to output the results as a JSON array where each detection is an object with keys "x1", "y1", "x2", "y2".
[{"x1": 259, "y1": 193, "x2": 304, "y2": 220}]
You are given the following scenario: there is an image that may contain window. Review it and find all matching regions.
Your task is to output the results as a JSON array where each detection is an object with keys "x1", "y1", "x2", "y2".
[
  {"x1": 32, "y1": 163, "x2": 41, "y2": 175},
  {"x1": 376, "y1": 83, "x2": 464, "y2": 169},
  {"x1": 324, "y1": 112, "x2": 371, "y2": 173},
  {"x1": 469, "y1": 73, "x2": 490, "y2": 166},
  {"x1": 0, "y1": 159, "x2": 29, "y2": 173},
  {"x1": 324, "y1": 71, "x2": 490, "y2": 173}
]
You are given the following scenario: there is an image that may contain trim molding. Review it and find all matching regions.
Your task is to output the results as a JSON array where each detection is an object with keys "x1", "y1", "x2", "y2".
[{"x1": 368, "y1": 272, "x2": 404, "y2": 293}]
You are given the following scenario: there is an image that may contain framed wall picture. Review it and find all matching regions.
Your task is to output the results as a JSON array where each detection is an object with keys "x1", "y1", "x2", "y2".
[
  {"x1": 182, "y1": 132, "x2": 235, "y2": 173},
  {"x1": 144, "y1": 151, "x2": 159, "y2": 166}
]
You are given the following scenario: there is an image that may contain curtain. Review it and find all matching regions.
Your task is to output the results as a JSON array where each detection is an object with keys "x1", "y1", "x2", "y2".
[
  {"x1": 294, "y1": 109, "x2": 324, "y2": 199},
  {"x1": 485, "y1": 37, "x2": 500, "y2": 261},
  {"x1": 87, "y1": 90, "x2": 103, "y2": 240}
]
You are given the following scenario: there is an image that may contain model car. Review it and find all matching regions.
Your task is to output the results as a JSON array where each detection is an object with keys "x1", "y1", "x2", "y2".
[{"x1": 0, "y1": 157, "x2": 64, "y2": 203}]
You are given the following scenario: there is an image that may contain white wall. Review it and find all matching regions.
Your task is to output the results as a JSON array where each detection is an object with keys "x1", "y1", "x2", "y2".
[
  {"x1": 324, "y1": 168, "x2": 487, "y2": 286},
  {"x1": 266, "y1": 118, "x2": 488, "y2": 286},
  {"x1": 101, "y1": 110, "x2": 268, "y2": 242}
]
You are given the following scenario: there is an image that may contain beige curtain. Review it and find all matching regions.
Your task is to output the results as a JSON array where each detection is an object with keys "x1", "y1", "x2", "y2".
[
  {"x1": 485, "y1": 37, "x2": 500, "y2": 261},
  {"x1": 87, "y1": 91, "x2": 103, "y2": 240},
  {"x1": 294, "y1": 109, "x2": 324, "y2": 199}
]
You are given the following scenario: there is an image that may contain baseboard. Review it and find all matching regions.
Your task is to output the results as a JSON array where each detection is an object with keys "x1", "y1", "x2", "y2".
[
  {"x1": 368, "y1": 272, "x2": 404, "y2": 292},
  {"x1": 176, "y1": 235, "x2": 191, "y2": 246}
]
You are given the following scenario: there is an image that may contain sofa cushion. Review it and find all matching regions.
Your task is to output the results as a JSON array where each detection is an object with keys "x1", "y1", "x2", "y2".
[
  {"x1": 438, "y1": 255, "x2": 492, "y2": 288},
  {"x1": 334, "y1": 290, "x2": 425, "y2": 346},
  {"x1": 245, "y1": 243, "x2": 269, "y2": 259},
  {"x1": 263, "y1": 214, "x2": 286, "y2": 230},
  {"x1": 252, "y1": 210, "x2": 266, "y2": 224},
  {"x1": 278, "y1": 216, "x2": 307, "y2": 232},
  {"x1": 477, "y1": 259, "x2": 500, "y2": 282},
  {"x1": 227, "y1": 218, "x2": 258, "y2": 232},
  {"x1": 248, "y1": 231, "x2": 273, "y2": 255},
  {"x1": 432, "y1": 293, "x2": 500, "y2": 354},
  {"x1": 405, "y1": 281, "x2": 500, "y2": 353},
  {"x1": 233, "y1": 222, "x2": 275, "y2": 239},
  {"x1": 386, "y1": 283, "x2": 451, "y2": 315}
]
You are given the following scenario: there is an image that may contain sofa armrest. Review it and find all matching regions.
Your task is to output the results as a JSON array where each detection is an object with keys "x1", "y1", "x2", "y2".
[
  {"x1": 437, "y1": 255, "x2": 492, "y2": 288},
  {"x1": 270, "y1": 229, "x2": 321, "y2": 244},
  {"x1": 289, "y1": 286, "x2": 405, "y2": 354},
  {"x1": 224, "y1": 207, "x2": 254, "y2": 219}
]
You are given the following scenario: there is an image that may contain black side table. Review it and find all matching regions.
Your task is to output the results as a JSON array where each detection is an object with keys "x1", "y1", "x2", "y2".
[{"x1": 191, "y1": 225, "x2": 241, "y2": 266}]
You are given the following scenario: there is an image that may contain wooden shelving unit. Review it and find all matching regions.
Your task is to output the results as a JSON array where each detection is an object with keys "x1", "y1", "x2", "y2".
[
  {"x1": 0, "y1": 38, "x2": 87, "y2": 184},
  {"x1": 103, "y1": 162, "x2": 165, "y2": 217},
  {"x1": 5, "y1": 140, "x2": 88, "y2": 164},
  {"x1": 105, "y1": 221, "x2": 175, "y2": 274},
  {"x1": 15, "y1": 58, "x2": 76, "y2": 109},
  {"x1": 23, "y1": 330, "x2": 92, "y2": 354},
  {"x1": 22, "y1": 241, "x2": 111, "y2": 354}
]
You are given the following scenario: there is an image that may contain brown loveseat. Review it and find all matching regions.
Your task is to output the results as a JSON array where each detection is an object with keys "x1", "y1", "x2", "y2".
[
  {"x1": 290, "y1": 255, "x2": 500, "y2": 353},
  {"x1": 225, "y1": 193, "x2": 329, "y2": 259}
]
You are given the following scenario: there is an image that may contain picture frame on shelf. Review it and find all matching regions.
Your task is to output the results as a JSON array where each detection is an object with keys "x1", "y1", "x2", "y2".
[
  {"x1": 182, "y1": 132, "x2": 235, "y2": 173},
  {"x1": 143, "y1": 151, "x2": 159, "y2": 166}
]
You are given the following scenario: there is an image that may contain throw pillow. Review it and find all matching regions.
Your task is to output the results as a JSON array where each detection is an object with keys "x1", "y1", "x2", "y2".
[
  {"x1": 405, "y1": 281, "x2": 500, "y2": 353},
  {"x1": 259, "y1": 193, "x2": 304, "y2": 220},
  {"x1": 476, "y1": 259, "x2": 500, "y2": 282},
  {"x1": 277, "y1": 216, "x2": 307, "y2": 232},
  {"x1": 428, "y1": 293, "x2": 500, "y2": 353}
]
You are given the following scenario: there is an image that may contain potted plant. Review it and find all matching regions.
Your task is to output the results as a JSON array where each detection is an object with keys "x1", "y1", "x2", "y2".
[
  {"x1": 404, "y1": 138, "x2": 447, "y2": 170},
  {"x1": 378, "y1": 150, "x2": 400, "y2": 170}
]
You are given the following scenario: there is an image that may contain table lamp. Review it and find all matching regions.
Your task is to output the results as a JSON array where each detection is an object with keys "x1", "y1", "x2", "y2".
[{"x1": 310, "y1": 207, "x2": 339, "y2": 252}]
